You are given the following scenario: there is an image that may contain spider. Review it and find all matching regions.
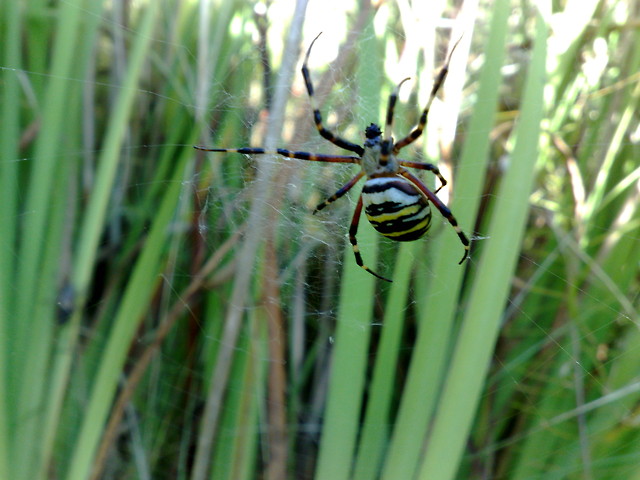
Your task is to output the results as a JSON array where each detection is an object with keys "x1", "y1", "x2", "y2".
[{"x1": 195, "y1": 33, "x2": 470, "y2": 282}]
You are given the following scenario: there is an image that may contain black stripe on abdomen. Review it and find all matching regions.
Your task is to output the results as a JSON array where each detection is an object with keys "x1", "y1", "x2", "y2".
[{"x1": 362, "y1": 178, "x2": 432, "y2": 242}]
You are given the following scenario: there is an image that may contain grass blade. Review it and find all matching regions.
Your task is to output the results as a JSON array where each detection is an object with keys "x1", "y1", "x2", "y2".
[{"x1": 416, "y1": 3, "x2": 549, "y2": 479}]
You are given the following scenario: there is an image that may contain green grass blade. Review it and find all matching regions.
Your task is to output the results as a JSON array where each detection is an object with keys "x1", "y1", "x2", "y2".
[
  {"x1": 65, "y1": 150, "x2": 189, "y2": 480},
  {"x1": 380, "y1": 0, "x2": 510, "y2": 476},
  {"x1": 314, "y1": 19, "x2": 381, "y2": 480},
  {"x1": 63, "y1": 3, "x2": 165, "y2": 480},
  {"x1": 13, "y1": 0, "x2": 85, "y2": 330},
  {"x1": 10, "y1": 1, "x2": 95, "y2": 478},
  {"x1": 313, "y1": 245, "x2": 378, "y2": 480},
  {"x1": 415, "y1": 4, "x2": 549, "y2": 479},
  {"x1": 351, "y1": 242, "x2": 416, "y2": 480},
  {"x1": 0, "y1": 1, "x2": 22, "y2": 478},
  {"x1": 71, "y1": 2, "x2": 158, "y2": 296}
]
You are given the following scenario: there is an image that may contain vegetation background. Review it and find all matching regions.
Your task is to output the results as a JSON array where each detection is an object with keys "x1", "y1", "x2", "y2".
[{"x1": 1, "y1": 0, "x2": 639, "y2": 479}]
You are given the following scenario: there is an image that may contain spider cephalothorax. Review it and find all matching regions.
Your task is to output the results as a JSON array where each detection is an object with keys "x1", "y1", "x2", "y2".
[
  {"x1": 365, "y1": 123, "x2": 382, "y2": 139},
  {"x1": 195, "y1": 33, "x2": 469, "y2": 282}
]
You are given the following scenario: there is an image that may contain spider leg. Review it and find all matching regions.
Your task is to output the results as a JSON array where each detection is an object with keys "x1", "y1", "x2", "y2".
[
  {"x1": 194, "y1": 146, "x2": 360, "y2": 164},
  {"x1": 313, "y1": 171, "x2": 365, "y2": 214},
  {"x1": 379, "y1": 77, "x2": 411, "y2": 166},
  {"x1": 398, "y1": 159, "x2": 448, "y2": 193},
  {"x1": 393, "y1": 38, "x2": 461, "y2": 153},
  {"x1": 350, "y1": 194, "x2": 392, "y2": 282},
  {"x1": 302, "y1": 33, "x2": 364, "y2": 156},
  {"x1": 400, "y1": 169, "x2": 469, "y2": 264}
]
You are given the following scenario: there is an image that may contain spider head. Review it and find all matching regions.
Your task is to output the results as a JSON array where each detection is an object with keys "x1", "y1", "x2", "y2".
[{"x1": 365, "y1": 123, "x2": 382, "y2": 140}]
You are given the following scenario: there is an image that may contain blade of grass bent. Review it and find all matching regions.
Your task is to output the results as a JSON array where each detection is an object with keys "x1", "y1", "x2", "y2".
[{"x1": 416, "y1": 5, "x2": 548, "y2": 479}]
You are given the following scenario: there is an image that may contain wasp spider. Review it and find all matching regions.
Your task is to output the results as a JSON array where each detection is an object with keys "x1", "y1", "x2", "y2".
[{"x1": 195, "y1": 33, "x2": 470, "y2": 282}]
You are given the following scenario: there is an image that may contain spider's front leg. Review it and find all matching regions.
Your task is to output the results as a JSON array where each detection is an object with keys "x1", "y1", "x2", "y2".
[
  {"x1": 193, "y1": 146, "x2": 360, "y2": 164},
  {"x1": 393, "y1": 38, "x2": 461, "y2": 153},
  {"x1": 302, "y1": 33, "x2": 364, "y2": 156},
  {"x1": 398, "y1": 159, "x2": 448, "y2": 193},
  {"x1": 379, "y1": 77, "x2": 410, "y2": 166}
]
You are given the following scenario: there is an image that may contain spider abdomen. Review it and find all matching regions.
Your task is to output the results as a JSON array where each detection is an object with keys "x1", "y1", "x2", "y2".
[{"x1": 362, "y1": 177, "x2": 432, "y2": 242}]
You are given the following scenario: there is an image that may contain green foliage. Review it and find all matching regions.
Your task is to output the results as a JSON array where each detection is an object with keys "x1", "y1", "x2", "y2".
[{"x1": 1, "y1": 1, "x2": 639, "y2": 479}]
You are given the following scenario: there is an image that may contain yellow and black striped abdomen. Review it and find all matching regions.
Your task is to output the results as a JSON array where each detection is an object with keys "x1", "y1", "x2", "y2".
[{"x1": 362, "y1": 177, "x2": 432, "y2": 242}]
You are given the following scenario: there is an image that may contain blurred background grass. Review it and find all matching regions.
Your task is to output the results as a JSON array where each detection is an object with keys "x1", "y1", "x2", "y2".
[{"x1": 1, "y1": 0, "x2": 639, "y2": 479}]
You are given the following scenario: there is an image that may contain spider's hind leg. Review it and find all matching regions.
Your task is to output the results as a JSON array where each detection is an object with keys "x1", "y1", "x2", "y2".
[
  {"x1": 349, "y1": 194, "x2": 392, "y2": 282},
  {"x1": 400, "y1": 169, "x2": 470, "y2": 264},
  {"x1": 313, "y1": 172, "x2": 364, "y2": 214}
]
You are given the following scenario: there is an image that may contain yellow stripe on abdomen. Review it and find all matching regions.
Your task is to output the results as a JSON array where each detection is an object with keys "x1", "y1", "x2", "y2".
[{"x1": 362, "y1": 177, "x2": 432, "y2": 242}]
